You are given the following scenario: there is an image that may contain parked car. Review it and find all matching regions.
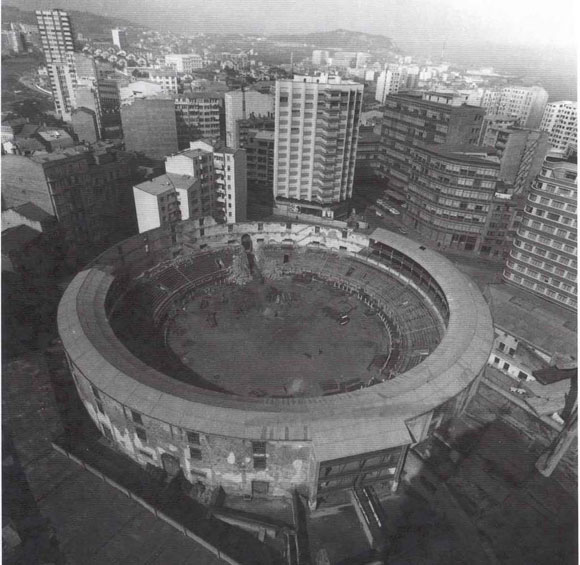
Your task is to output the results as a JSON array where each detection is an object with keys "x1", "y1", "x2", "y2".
[
  {"x1": 375, "y1": 210, "x2": 383, "y2": 217},
  {"x1": 387, "y1": 206, "x2": 400, "y2": 215},
  {"x1": 398, "y1": 227, "x2": 408, "y2": 234}
]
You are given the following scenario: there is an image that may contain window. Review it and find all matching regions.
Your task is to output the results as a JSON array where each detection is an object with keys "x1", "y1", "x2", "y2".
[
  {"x1": 494, "y1": 356, "x2": 501, "y2": 364},
  {"x1": 187, "y1": 431, "x2": 200, "y2": 445},
  {"x1": 131, "y1": 410, "x2": 143, "y2": 425},
  {"x1": 135, "y1": 427, "x2": 147, "y2": 442},
  {"x1": 252, "y1": 441, "x2": 267, "y2": 470},
  {"x1": 189, "y1": 447, "x2": 202, "y2": 460},
  {"x1": 498, "y1": 342, "x2": 506, "y2": 352},
  {"x1": 503, "y1": 362, "x2": 510, "y2": 371}
]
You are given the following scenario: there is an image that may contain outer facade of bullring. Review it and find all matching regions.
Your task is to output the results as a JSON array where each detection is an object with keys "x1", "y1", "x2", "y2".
[{"x1": 58, "y1": 219, "x2": 494, "y2": 507}]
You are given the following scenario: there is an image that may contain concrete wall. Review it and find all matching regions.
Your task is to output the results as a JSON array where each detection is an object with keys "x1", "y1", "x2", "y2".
[
  {"x1": 121, "y1": 99, "x2": 178, "y2": 160},
  {"x1": 232, "y1": 150, "x2": 247, "y2": 223},
  {"x1": 225, "y1": 90, "x2": 274, "y2": 148},
  {"x1": 71, "y1": 364, "x2": 315, "y2": 498},
  {"x1": 133, "y1": 187, "x2": 162, "y2": 233}
]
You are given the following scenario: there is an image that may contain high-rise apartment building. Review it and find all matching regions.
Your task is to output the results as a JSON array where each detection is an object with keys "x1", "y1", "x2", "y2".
[
  {"x1": 481, "y1": 126, "x2": 549, "y2": 194},
  {"x1": 406, "y1": 144, "x2": 502, "y2": 253},
  {"x1": 481, "y1": 86, "x2": 549, "y2": 129},
  {"x1": 36, "y1": 9, "x2": 77, "y2": 120},
  {"x1": 97, "y1": 79, "x2": 123, "y2": 139},
  {"x1": 375, "y1": 66, "x2": 407, "y2": 104},
  {"x1": 540, "y1": 101, "x2": 577, "y2": 155},
  {"x1": 224, "y1": 89, "x2": 274, "y2": 148},
  {"x1": 273, "y1": 75, "x2": 363, "y2": 219},
  {"x1": 241, "y1": 127, "x2": 275, "y2": 189},
  {"x1": 111, "y1": 28, "x2": 128, "y2": 50},
  {"x1": 174, "y1": 93, "x2": 224, "y2": 149},
  {"x1": 380, "y1": 92, "x2": 485, "y2": 194},
  {"x1": 503, "y1": 153, "x2": 577, "y2": 311},
  {"x1": 121, "y1": 98, "x2": 179, "y2": 159}
]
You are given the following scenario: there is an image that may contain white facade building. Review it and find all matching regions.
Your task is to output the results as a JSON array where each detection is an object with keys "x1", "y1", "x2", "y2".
[
  {"x1": 148, "y1": 71, "x2": 179, "y2": 94},
  {"x1": 375, "y1": 66, "x2": 407, "y2": 104},
  {"x1": 35, "y1": 9, "x2": 77, "y2": 120},
  {"x1": 273, "y1": 75, "x2": 363, "y2": 219},
  {"x1": 481, "y1": 86, "x2": 549, "y2": 129},
  {"x1": 111, "y1": 28, "x2": 128, "y2": 50},
  {"x1": 540, "y1": 101, "x2": 577, "y2": 155},
  {"x1": 165, "y1": 53, "x2": 204, "y2": 73}
]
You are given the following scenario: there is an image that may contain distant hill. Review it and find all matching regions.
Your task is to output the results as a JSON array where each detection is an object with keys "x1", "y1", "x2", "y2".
[
  {"x1": 1, "y1": 4, "x2": 146, "y2": 40},
  {"x1": 269, "y1": 29, "x2": 398, "y2": 52}
]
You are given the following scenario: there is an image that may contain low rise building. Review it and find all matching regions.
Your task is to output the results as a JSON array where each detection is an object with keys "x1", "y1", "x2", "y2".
[
  {"x1": 1, "y1": 202, "x2": 58, "y2": 235},
  {"x1": 484, "y1": 283, "x2": 577, "y2": 426},
  {"x1": 148, "y1": 70, "x2": 179, "y2": 94},
  {"x1": 165, "y1": 53, "x2": 204, "y2": 73},
  {"x1": 36, "y1": 129, "x2": 75, "y2": 152}
]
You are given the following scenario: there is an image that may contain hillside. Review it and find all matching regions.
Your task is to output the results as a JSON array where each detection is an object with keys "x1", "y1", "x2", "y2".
[
  {"x1": 270, "y1": 29, "x2": 398, "y2": 52},
  {"x1": 1, "y1": 4, "x2": 146, "y2": 40}
]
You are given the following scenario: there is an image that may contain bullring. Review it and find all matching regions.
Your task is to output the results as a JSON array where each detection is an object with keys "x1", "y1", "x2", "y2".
[{"x1": 57, "y1": 219, "x2": 494, "y2": 506}]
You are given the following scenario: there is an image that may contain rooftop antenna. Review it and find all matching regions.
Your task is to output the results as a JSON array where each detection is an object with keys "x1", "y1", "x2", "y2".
[{"x1": 440, "y1": 38, "x2": 447, "y2": 64}]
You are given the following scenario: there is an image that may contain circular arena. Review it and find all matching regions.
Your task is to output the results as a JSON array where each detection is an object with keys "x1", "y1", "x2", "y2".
[{"x1": 58, "y1": 219, "x2": 494, "y2": 504}]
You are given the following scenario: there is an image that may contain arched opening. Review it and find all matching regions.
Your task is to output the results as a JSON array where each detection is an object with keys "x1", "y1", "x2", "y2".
[
  {"x1": 241, "y1": 233, "x2": 253, "y2": 252},
  {"x1": 161, "y1": 452, "x2": 181, "y2": 477}
]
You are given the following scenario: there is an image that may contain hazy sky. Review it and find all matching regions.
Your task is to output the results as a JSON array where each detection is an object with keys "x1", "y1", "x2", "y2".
[{"x1": 15, "y1": 0, "x2": 578, "y2": 50}]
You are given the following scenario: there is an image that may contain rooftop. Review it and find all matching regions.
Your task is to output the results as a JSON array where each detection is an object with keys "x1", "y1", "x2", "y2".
[
  {"x1": 13, "y1": 202, "x2": 55, "y2": 223},
  {"x1": 417, "y1": 143, "x2": 500, "y2": 165},
  {"x1": 134, "y1": 173, "x2": 196, "y2": 195},
  {"x1": 37, "y1": 129, "x2": 73, "y2": 142},
  {"x1": 487, "y1": 283, "x2": 577, "y2": 359},
  {"x1": 2, "y1": 224, "x2": 41, "y2": 254}
]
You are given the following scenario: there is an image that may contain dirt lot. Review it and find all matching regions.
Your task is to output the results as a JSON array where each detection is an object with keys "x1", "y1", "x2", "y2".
[{"x1": 167, "y1": 277, "x2": 390, "y2": 397}]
